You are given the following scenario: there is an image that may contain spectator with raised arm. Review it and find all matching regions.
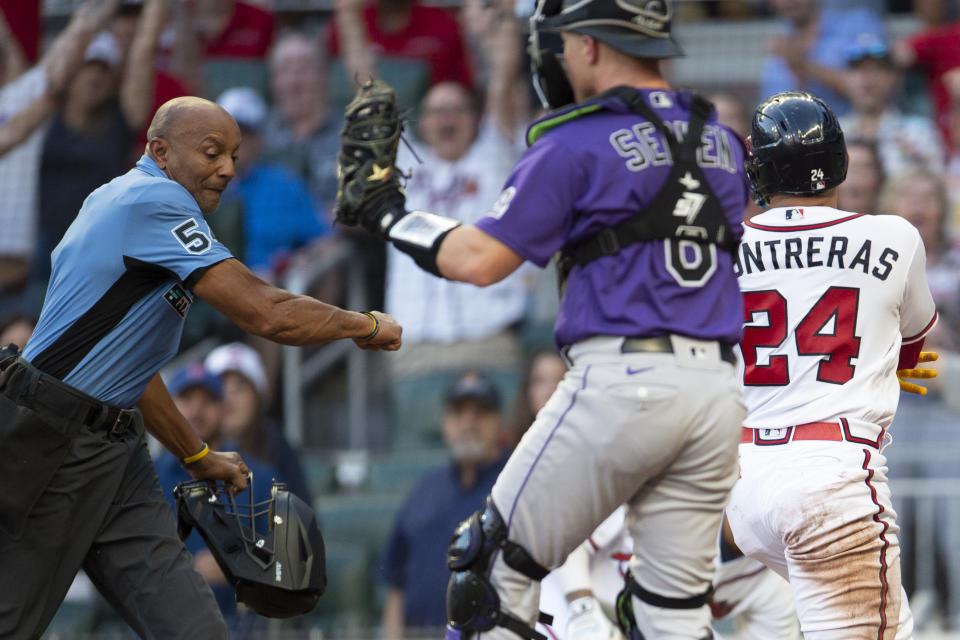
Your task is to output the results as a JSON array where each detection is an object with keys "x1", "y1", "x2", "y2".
[
  {"x1": 839, "y1": 33, "x2": 944, "y2": 176},
  {"x1": 360, "y1": 0, "x2": 533, "y2": 444},
  {"x1": 214, "y1": 86, "x2": 328, "y2": 275},
  {"x1": 0, "y1": 0, "x2": 124, "y2": 313},
  {"x1": 107, "y1": 1, "x2": 191, "y2": 149},
  {"x1": 893, "y1": 18, "x2": 960, "y2": 149},
  {"x1": 0, "y1": 6, "x2": 27, "y2": 87},
  {"x1": 37, "y1": 0, "x2": 167, "y2": 284},
  {"x1": 167, "y1": 0, "x2": 275, "y2": 94},
  {"x1": 262, "y1": 31, "x2": 341, "y2": 212},
  {"x1": 328, "y1": 0, "x2": 474, "y2": 91},
  {"x1": 759, "y1": 0, "x2": 884, "y2": 116}
]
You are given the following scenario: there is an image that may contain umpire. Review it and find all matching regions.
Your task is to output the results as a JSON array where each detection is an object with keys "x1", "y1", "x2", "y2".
[{"x1": 0, "y1": 96, "x2": 401, "y2": 639}]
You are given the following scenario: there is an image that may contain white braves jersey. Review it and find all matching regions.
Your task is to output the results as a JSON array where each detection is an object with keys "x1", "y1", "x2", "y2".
[{"x1": 734, "y1": 206, "x2": 937, "y2": 434}]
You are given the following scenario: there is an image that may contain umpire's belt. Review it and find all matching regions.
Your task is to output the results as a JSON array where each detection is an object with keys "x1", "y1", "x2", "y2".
[
  {"x1": 620, "y1": 336, "x2": 737, "y2": 366},
  {"x1": 0, "y1": 350, "x2": 136, "y2": 435},
  {"x1": 741, "y1": 418, "x2": 881, "y2": 449}
]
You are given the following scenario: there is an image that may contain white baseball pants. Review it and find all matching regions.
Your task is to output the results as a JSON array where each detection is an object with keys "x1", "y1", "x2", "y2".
[{"x1": 726, "y1": 436, "x2": 914, "y2": 639}]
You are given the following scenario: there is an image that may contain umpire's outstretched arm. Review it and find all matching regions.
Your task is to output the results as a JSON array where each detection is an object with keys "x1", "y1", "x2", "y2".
[{"x1": 192, "y1": 257, "x2": 402, "y2": 351}]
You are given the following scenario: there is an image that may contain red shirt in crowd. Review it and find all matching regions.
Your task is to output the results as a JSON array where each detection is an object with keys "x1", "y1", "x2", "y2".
[
  {"x1": 906, "y1": 22, "x2": 960, "y2": 146},
  {"x1": 328, "y1": 3, "x2": 473, "y2": 88},
  {"x1": 0, "y1": 0, "x2": 40, "y2": 62},
  {"x1": 204, "y1": 1, "x2": 275, "y2": 59}
]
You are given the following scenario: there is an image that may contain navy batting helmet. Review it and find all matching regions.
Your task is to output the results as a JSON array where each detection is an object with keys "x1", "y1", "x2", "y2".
[
  {"x1": 175, "y1": 476, "x2": 326, "y2": 618},
  {"x1": 529, "y1": 0, "x2": 683, "y2": 109},
  {"x1": 747, "y1": 91, "x2": 848, "y2": 205}
]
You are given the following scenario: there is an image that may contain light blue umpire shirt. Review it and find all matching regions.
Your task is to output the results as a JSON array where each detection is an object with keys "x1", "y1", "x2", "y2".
[{"x1": 22, "y1": 155, "x2": 234, "y2": 408}]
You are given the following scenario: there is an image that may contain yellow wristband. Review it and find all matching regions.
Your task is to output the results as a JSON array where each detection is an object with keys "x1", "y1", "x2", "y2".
[
  {"x1": 360, "y1": 311, "x2": 380, "y2": 341},
  {"x1": 182, "y1": 442, "x2": 210, "y2": 465}
]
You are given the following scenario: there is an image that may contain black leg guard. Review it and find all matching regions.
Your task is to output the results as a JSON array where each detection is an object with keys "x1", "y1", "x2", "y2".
[
  {"x1": 615, "y1": 572, "x2": 715, "y2": 640},
  {"x1": 445, "y1": 496, "x2": 552, "y2": 640}
]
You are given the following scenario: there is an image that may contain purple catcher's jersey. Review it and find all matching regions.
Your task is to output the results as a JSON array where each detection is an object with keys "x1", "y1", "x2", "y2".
[{"x1": 476, "y1": 88, "x2": 749, "y2": 349}]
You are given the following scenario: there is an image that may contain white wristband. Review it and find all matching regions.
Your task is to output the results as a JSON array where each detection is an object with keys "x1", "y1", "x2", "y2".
[{"x1": 387, "y1": 210, "x2": 461, "y2": 249}]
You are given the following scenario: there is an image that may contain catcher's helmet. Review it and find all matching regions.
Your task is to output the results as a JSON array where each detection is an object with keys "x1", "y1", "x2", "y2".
[
  {"x1": 529, "y1": 0, "x2": 683, "y2": 109},
  {"x1": 747, "y1": 91, "x2": 848, "y2": 205},
  {"x1": 175, "y1": 476, "x2": 326, "y2": 618}
]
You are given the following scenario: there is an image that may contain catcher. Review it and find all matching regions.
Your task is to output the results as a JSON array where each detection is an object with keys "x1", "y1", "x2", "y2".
[{"x1": 336, "y1": 0, "x2": 752, "y2": 635}]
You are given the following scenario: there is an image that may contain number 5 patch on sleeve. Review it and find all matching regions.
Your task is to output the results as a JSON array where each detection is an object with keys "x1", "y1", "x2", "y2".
[{"x1": 171, "y1": 219, "x2": 212, "y2": 254}]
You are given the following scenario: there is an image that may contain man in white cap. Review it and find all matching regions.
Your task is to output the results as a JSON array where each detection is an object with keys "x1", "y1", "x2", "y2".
[{"x1": 205, "y1": 341, "x2": 312, "y2": 503}]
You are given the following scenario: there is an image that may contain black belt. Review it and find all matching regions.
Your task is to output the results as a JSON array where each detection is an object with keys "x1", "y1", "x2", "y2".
[
  {"x1": 0, "y1": 347, "x2": 137, "y2": 436},
  {"x1": 621, "y1": 336, "x2": 737, "y2": 366}
]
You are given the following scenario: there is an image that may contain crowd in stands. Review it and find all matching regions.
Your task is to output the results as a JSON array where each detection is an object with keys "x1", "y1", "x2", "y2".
[{"x1": 4, "y1": 0, "x2": 960, "y2": 635}]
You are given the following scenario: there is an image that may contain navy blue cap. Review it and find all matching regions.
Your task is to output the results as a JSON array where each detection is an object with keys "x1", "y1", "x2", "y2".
[
  {"x1": 167, "y1": 362, "x2": 223, "y2": 399},
  {"x1": 444, "y1": 372, "x2": 501, "y2": 411}
]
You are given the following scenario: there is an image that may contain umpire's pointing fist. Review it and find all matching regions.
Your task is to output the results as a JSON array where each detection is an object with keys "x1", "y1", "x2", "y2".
[{"x1": 354, "y1": 310, "x2": 402, "y2": 351}]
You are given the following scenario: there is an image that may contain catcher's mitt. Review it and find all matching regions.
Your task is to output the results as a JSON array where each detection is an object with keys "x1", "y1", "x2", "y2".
[{"x1": 334, "y1": 79, "x2": 408, "y2": 235}]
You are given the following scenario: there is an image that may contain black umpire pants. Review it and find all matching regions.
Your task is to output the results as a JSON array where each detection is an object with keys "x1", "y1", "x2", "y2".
[{"x1": 0, "y1": 351, "x2": 227, "y2": 640}]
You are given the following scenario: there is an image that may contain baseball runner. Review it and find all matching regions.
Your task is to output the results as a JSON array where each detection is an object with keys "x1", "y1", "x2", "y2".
[
  {"x1": 333, "y1": 0, "x2": 750, "y2": 636},
  {"x1": 0, "y1": 97, "x2": 400, "y2": 638},
  {"x1": 725, "y1": 90, "x2": 939, "y2": 639},
  {"x1": 536, "y1": 509, "x2": 800, "y2": 640}
]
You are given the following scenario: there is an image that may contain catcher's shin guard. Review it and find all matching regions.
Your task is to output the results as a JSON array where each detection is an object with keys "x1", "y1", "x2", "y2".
[
  {"x1": 615, "y1": 572, "x2": 715, "y2": 640},
  {"x1": 446, "y1": 496, "x2": 552, "y2": 639}
]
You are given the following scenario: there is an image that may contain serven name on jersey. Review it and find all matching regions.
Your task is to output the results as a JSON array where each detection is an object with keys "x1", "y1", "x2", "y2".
[{"x1": 734, "y1": 235, "x2": 900, "y2": 282}]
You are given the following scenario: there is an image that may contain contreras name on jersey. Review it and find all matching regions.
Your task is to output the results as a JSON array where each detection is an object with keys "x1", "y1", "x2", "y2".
[{"x1": 735, "y1": 235, "x2": 900, "y2": 282}]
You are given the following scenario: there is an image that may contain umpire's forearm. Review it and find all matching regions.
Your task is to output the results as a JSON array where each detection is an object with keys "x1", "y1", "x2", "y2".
[
  {"x1": 193, "y1": 258, "x2": 377, "y2": 346},
  {"x1": 256, "y1": 294, "x2": 377, "y2": 346},
  {"x1": 137, "y1": 374, "x2": 205, "y2": 460}
]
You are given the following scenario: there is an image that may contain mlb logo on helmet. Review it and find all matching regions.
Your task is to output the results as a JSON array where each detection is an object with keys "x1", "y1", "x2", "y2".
[{"x1": 785, "y1": 208, "x2": 804, "y2": 220}]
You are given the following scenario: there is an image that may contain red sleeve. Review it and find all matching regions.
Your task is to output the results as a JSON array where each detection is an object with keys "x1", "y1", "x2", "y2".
[
  {"x1": 205, "y1": 2, "x2": 275, "y2": 58},
  {"x1": 326, "y1": 19, "x2": 341, "y2": 55},
  {"x1": 898, "y1": 338, "x2": 925, "y2": 370},
  {"x1": 443, "y1": 21, "x2": 474, "y2": 88},
  {"x1": 906, "y1": 25, "x2": 952, "y2": 67},
  {"x1": 0, "y1": 0, "x2": 39, "y2": 62},
  {"x1": 418, "y1": 7, "x2": 474, "y2": 88}
]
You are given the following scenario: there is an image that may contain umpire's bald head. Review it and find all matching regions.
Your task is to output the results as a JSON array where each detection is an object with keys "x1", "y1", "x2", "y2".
[{"x1": 146, "y1": 97, "x2": 243, "y2": 214}]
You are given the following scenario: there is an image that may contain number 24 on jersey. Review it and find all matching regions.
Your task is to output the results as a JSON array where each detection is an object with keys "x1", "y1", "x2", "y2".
[{"x1": 741, "y1": 286, "x2": 861, "y2": 386}]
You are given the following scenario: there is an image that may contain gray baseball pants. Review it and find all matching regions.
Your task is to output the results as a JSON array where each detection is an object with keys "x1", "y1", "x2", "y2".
[{"x1": 480, "y1": 335, "x2": 745, "y2": 640}]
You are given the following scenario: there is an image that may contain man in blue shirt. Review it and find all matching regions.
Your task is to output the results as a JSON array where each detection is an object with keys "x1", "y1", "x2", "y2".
[
  {"x1": 759, "y1": 0, "x2": 885, "y2": 116},
  {"x1": 381, "y1": 372, "x2": 511, "y2": 638},
  {"x1": 154, "y1": 362, "x2": 280, "y2": 635},
  {"x1": 215, "y1": 87, "x2": 330, "y2": 274},
  {"x1": 0, "y1": 96, "x2": 402, "y2": 639}
]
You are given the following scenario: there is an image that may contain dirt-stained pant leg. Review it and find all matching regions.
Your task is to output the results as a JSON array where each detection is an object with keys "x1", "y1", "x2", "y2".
[
  {"x1": 728, "y1": 442, "x2": 907, "y2": 640},
  {"x1": 478, "y1": 338, "x2": 744, "y2": 640}
]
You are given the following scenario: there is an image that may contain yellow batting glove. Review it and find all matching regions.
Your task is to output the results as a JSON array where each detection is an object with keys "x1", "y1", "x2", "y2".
[{"x1": 897, "y1": 351, "x2": 939, "y2": 395}]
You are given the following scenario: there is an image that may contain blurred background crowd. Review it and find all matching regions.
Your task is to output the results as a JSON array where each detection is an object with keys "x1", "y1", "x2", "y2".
[{"x1": 3, "y1": 0, "x2": 960, "y2": 637}]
